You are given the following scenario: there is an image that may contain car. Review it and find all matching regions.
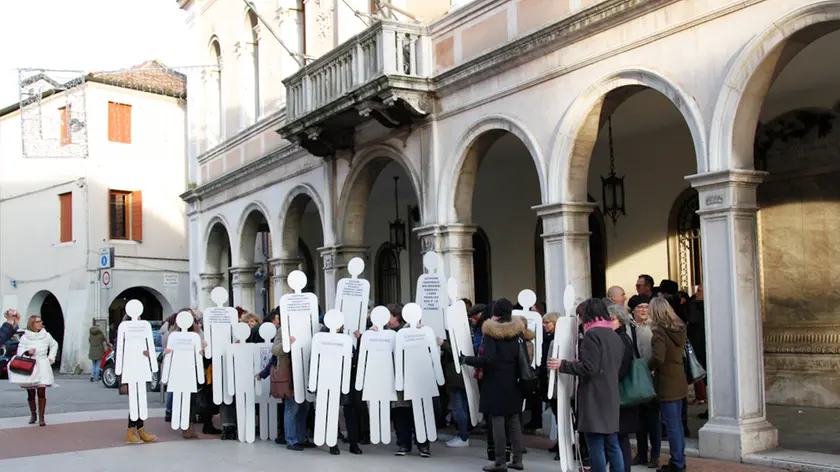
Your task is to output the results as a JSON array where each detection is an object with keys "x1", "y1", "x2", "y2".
[
  {"x1": 0, "y1": 330, "x2": 24, "y2": 379},
  {"x1": 101, "y1": 321, "x2": 164, "y2": 391}
]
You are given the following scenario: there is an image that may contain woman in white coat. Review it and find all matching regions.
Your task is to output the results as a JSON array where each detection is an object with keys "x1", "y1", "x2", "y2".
[{"x1": 13, "y1": 315, "x2": 59, "y2": 426}]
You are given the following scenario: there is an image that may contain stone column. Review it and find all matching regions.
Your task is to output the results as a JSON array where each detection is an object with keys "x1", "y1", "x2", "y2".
[
  {"x1": 230, "y1": 267, "x2": 257, "y2": 313},
  {"x1": 687, "y1": 170, "x2": 777, "y2": 461},
  {"x1": 415, "y1": 224, "x2": 477, "y2": 303},
  {"x1": 269, "y1": 258, "x2": 303, "y2": 299},
  {"x1": 533, "y1": 202, "x2": 595, "y2": 314},
  {"x1": 199, "y1": 272, "x2": 224, "y2": 309},
  {"x1": 319, "y1": 245, "x2": 369, "y2": 311}
]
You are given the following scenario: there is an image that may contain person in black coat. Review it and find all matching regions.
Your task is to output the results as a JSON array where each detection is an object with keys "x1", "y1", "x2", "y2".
[
  {"x1": 614, "y1": 316, "x2": 641, "y2": 472},
  {"x1": 462, "y1": 298, "x2": 527, "y2": 472},
  {"x1": 1, "y1": 309, "x2": 20, "y2": 346},
  {"x1": 548, "y1": 298, "x2": 625, "y2": 472}
]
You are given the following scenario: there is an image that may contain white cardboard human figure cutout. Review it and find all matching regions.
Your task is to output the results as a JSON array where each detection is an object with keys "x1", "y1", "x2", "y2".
[
  {"x1": 355, "y1": 306, "x2": 398, "y2": 444},
  {"x1": 203, "y1": 287, "x2": 237, "y2": 405},
  {"x1": 395, "y1": 302, "x2": 445, "y2": 443},
  {"x1": 225, "y1": 322, "x2": 259, "y2": 443},
  {"x1": 115, "y1": 299, "x2": 159, "y2": 421},
  {"x1": 514, "y1": 289, "x2": 543, "y2": 368},
  {"x1": 444, "y1": 278, "x2": 482, "y2": 426},
  {"x1": 547, "y1": 285, "x2": 579, "y2": 472},
  {"x1": 335, "y1": 257, "x2": 370, "y2": 342},
  {"x1": 161, "y1": 311, "x2": 205, "y2": 431},
  {"x1": 255, "y1": 322, "x2": 280, "y2": 441},
  {"x1": 414, "y1": 252, "x2": 448, "y2": 339},
  {"x1": 280, "y1": 270, "x2": 319, "y2": 403},
  {"x1": 309, "y1": 310, "x2": 353, "y2": 447}
]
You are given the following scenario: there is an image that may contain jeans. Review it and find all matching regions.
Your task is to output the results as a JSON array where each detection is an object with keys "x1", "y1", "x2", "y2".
[
  {"x1": 91, "y1": 359, "x2": 102, "y2": 380},
  {"x1": 584, "y1": 432, "x2": 624, "y2": 472},
  {"x1": 343, "y1": 401, "x2": 360, "y2": 444},
  {"x1": 637, "y1": 400, "x2": 661, "y2": 460},
  {"x1": 284, "y1": 400, "x2": 310, "y2": 445},
  {"x1": 448, "y1": 389, "x2": 469, "y2": 441},
  {"x1": 491, "y1": 414, "x2": 523, "y2": 466},
  {"x1": 660, "y1": 400, "x2": 686, "y2": 469},
  {"x1": 393, "y1": 406, "x2": 429, "y2": 450},
  {"x1": 166, "y1": 392, "x2": 173, "y2": 413}
]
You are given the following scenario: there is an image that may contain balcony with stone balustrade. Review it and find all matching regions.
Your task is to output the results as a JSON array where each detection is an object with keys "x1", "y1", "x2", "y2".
[{"x1": 279, "y1": 20, "x2": 433, "y2": 158}]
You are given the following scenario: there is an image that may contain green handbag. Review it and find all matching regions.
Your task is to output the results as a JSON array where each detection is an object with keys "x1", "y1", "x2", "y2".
[{"x1": 619, "y1": 358, "x2": 656, "y2": 407}]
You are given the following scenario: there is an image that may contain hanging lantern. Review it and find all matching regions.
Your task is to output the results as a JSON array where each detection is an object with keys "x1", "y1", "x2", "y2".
[
  {"x1": 601, "y1": 117, "x2": 626, "y2": 225},
  {"x1": 389, "y1": 176, "x2": 406, "y2": 252}
]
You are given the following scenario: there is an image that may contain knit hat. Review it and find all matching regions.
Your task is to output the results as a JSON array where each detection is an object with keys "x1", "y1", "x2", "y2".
[
  {"x1": 628, "y1": 294, "x2": 651, "y2": 312},
  {"x1": 492, "y1": 298, "x2": 513, "y2": 320}
]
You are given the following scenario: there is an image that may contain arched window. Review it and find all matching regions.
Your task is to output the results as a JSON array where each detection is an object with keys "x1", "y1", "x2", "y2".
[
  {"x1": 243, "y1": 9, "x2": 261, "y2": 125},
  {"x1": 472, "y1": 227, "x2": 491, "y2": 304},
  {"x1": 375, "y1": 243, "x2": 400, "y2": 305},
  {"x1": 207, "y1": 37, "x2": 223, "y2": 148},
  {"x1": 668, "y1": 188, "x2": 702, "y2": 293}
]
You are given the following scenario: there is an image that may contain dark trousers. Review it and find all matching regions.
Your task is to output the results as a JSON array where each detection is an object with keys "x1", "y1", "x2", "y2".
[
  {"x1": 636, "y1": 400, "x2": 661, "y2": 460},
  {"x1": 393, "y1": 406, "x2": 429, "y2": 450},
  {"x1": 343, "y1": 402, "x2": 360, "y2": 444},
  {"x1": 128, "y1": 417, "x2": 144, "y2": 428},
  {"x1": 617, "y1": 433, "x2": 632, "y2": 472},
  {"x1": 491, "y1": 415, "x2": 524, "y2": 466}
]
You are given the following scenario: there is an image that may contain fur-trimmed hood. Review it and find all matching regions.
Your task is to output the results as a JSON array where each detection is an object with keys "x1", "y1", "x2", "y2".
[{"x1": 482, "y1": 316, "x2": 535, "y2": 340}]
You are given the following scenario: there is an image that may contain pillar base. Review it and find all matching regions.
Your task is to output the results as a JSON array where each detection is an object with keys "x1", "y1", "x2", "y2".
[{"x1": 699, "y1": 418, "x2": 778, "y2": 461}]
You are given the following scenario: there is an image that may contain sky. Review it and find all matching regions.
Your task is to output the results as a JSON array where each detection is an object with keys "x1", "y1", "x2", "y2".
[{"x1": 0, "y1": 0, "x2": 190, "y2": 107}]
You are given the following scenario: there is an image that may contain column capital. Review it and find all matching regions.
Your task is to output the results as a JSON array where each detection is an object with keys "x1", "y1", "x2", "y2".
[
  {"x1": 199, "y1": 272, "x2": 224, "y2": 287},
  {"x1": 533, "y1": 202, "x2": 595, "y2": 242},
  {"x1": 414, "y1": 224, "x2": 477, "y2": 254},
  {"x1": 229, "y1": 266, "x2": 257, "y2": 286},
  {"x1": 686, "y1": 170, "x2": 767, "y2": 216},
  {"x1": 319, "y1": 245, "x2": 369, "y2": 271}
]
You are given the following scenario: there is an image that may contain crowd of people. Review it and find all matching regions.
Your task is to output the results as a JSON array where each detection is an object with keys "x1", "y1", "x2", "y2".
[{"x1": 1, "y1": 272, "x2": 707, "y2": 472}]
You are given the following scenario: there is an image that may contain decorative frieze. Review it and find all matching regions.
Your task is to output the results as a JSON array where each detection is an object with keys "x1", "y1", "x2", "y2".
[
  {"x1": 764, "y1": 323, "x2": 840, "y2": 355},
  {"x1": 764, "y1": 353, "x2": 840, "y2": 373}
]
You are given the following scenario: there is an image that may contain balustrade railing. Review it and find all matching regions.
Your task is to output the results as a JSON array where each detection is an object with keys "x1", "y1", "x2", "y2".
[{"x1": 285, "y1": 20, "x2": 430, "y2": 121}]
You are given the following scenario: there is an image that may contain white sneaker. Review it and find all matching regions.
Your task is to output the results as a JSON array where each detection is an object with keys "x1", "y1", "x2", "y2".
[{"x1": 446, "y1": 437, "x2": 470, "y2": 448}]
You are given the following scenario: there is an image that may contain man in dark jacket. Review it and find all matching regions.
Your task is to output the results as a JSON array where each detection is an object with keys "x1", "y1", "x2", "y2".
[{"x1": 1, "y1": 309, "x2": 20, "y2": 345}]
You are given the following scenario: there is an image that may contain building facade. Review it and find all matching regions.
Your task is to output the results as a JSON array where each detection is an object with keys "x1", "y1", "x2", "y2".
[
  {"x1": 180, "y1": 0, "x2": 840, "y2": 461},
  {"x1": 0, "y1": 64, "x2": 190, "y2": 373}
]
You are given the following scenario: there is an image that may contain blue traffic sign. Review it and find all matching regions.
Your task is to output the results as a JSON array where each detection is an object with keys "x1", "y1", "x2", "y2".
[{"x1": 100, "y1": 255, "x2": 108, "y2": 267}]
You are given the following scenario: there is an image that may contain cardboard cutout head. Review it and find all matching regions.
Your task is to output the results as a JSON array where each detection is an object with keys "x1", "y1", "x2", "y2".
[
  {"x1": 324, "y1": 309, "x2": 344, "y2": 332},
  {"x1": 259, "y1": 322, "x2": 276, "y2": 342},
  {"x1": 348, "y1": 257, "x2": 364, "y2": 278},
  {"x1": 447, "y1": 278, "x2": 458, "y2": 301},
  {"x1": 233, "y1": 322, "x2": 251, "y2": 342},
  {"x1": 126, "y1": 300, "x2": 144, "y2": 320},
  {"x1": 370, "y1": 306, "x2": 389, "y2": 329},
  {"x1": 517, "y1": 289, "x2": 537, "y2": 311},
  {"x1": 402, "y1": 303, "x2": 422, "y2": 327},
  {"x1": 211, "y1": 286, "x2": 229, "y2": 306},
  {"x1": 176, "y1": 311, "x2": 194, "y2": 331},
  {"x1": 288, "y1": 270, "x2": 307, "y2": 293},
  {"x1": 423, "y1": 252, "x2": 439, "y2": 274}
]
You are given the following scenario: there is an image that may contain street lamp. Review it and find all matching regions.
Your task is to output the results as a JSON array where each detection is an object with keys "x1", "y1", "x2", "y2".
[
  {"x1": 389, "y1": 176, "x2": 406, "y2": 252},
  {"x1": 601, "y1": 117, "x2": 626, "y2": 225}
]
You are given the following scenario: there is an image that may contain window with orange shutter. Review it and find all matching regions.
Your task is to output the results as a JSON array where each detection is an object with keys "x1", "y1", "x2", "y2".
[
  {"x1": 59, "y1": 192, "x2": 73, "y2": 242},
  {"x1": 108, "y1": 102, "x2": 132, "y2": 144},
  {"x1": 108, "y1": 189, "x2": 142, "y2": 241},
  {"x1": 60, "y1": 106, "x2": 71, "y2": 146}
]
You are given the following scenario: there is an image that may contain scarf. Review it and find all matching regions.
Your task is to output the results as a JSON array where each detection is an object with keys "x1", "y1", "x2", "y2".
[{"x1": 583, "y1": 319, "x2": 614, "y2": 332}]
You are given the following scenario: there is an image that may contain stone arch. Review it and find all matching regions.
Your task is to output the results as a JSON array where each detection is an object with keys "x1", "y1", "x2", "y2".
[
  {"x1": 548, "y1": 67, "x2": 708, "y2": 202},
  {"x1": 709, "y1": 1, "x2": 840, "y2": 171},
  {"x1": 236, "y1": 201, "x2": 274, "y2": 266},
  {"x1": 204, "y1": 214, "x2": 234, "y2": 273},
  {"x1": 442, "y1": 115, "x2": 547, "y2": 224},
  {"x1": 108, "y1": 286, "x2": 174, "y2": 323},
  {"x1": 25, "y1": 290, "x2": 65, "y2": 367},
  {"x1": 337, "y1": 144, "x2": 422, "y2": 246},
  {"x1": 278, "y1": 183, "x2": 327, "y2": 257}
]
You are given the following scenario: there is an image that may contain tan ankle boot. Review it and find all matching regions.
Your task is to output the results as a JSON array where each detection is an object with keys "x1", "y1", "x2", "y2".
[
  {"x1": 182, "y1": 425, "x2": 197, "y2": 439},
  {"x1": 126, "y1": 428, "x2": 144, "y2": 444},
  {"x1": 137, "y1": 427, "x2": 157, "y2": 442}
]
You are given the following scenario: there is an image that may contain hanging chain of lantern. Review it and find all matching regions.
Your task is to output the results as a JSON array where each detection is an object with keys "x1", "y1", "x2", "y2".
[{"x1": 601, "y1": 117, "x2": 626, "y2": 225}]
